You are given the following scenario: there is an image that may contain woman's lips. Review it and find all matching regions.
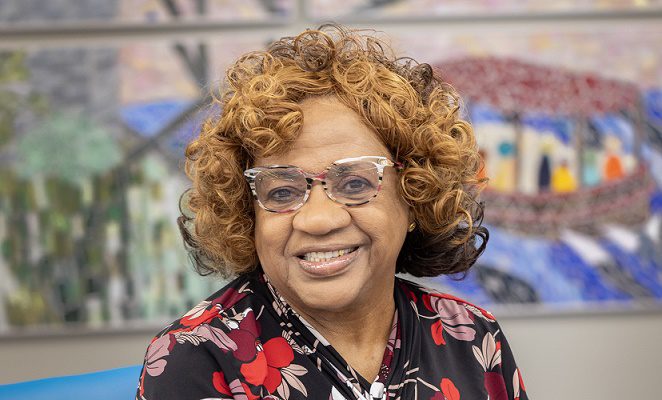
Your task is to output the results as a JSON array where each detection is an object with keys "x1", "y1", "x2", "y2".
[{"x1": 297, "y1": 247, "x2": 360, "y2": 277}]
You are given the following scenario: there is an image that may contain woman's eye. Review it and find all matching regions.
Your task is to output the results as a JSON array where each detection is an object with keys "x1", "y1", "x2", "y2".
[
  {"x1": 268, "y1": 187, "x2": 299, "y2": 202},
  {"x1": 339, "y1": 178, "x2": 372, "y2": 193}
]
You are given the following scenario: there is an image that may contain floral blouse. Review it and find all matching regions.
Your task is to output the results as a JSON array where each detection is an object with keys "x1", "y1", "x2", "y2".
[{"x1": 137, "y1": 272, "x2": 528, "y2": 400}]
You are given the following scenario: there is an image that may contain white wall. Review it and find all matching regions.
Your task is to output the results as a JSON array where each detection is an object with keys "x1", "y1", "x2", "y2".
[
  {"x1": 1, "y1": 312, "x2": 661, "y2": 399},
  {"x1": 501, "y1": 312, "x2": 662, "y2": 400}
]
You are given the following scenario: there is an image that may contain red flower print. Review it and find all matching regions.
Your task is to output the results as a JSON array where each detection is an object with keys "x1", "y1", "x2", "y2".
[
  {"x1": 441, "y1": 378, "x2": 460, "y2": 400},
  {"x1": 240, "y1": 336, "x2": 294, "y2": 393},
  {"x1": 241, "y1": 351, "x2": 268, "y2": 386},
  {"x1": 213, "y1": 371, "x2": 231, "y2": 395},
  {"x1": 399, "y1": 281, "x2": 417, "y2": 302},
  {"x1": 484, "y1": 372, "x2": 508, "y2": 400},
  {"x1": 180, "y1": 288, "x2": 248, "y2": 328},
  {"x1": 263, "y1": 337, "x2": 295, "y2": 390},
  {"x1": 227, "y1": 310, "x2": 262, "y2": 362},
  {"x1": 213, "y1": 371, "x2": 260, "y2": 400},
  {"x1": 180, "y1": 301, "x2": 219, "y2": 327},
  {"x1": 431, "y1": 320, "x2": 446, "y2": 345},
  {"x1": 214, "y1": 287, "x2": 249, "y2": 310},
  {"x1": 429, "y1": 377, "x2": 460, "y2": 400}
]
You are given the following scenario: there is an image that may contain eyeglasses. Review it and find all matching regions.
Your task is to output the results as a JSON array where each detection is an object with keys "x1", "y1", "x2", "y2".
[{"x1": 244, "y1": 156, "x2": 402, "y2": 213}]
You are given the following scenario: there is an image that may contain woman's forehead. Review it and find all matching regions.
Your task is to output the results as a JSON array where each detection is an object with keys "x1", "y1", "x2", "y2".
[
  {"x1": 254, "y1": 97, "x2": 391, "y2": 168},
  {"x1": 255, "y1": 133, "x2": 390, "y2": 167}
]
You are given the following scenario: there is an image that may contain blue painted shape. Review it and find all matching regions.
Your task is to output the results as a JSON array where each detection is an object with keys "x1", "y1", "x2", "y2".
[
  {"x1": 479, "y1": 224, "x2": 582, "y2": 303},
  {"x1": 601, "y1": 239, "x2": 662, "y2": 298},
  {"x1": 549, "y1": 242, "x2": 631, "y2": 302},
  {"x1": 498, "y1": 141, "x2": 515, "y2": 157},
  {"x1": 469, "y1": 102, "x2": 507, "y2": 124},
  {"x1": 121, "y1": 99, "x2": 194, "y2": 137},
  {"x1": 590, "y1": 113, "x2": 635, "y2": 153},
  {"x1": 651, "y1": 190, "x2": 662, "y2": 213},
  {"x1": 166, "y1": 103, "x2": 221, "y2": 156},
  {"x1": 641, "y1": 145, "x2": 662, "y2": 187},
  {"x1": 167, "y1": 117, "x2": 203, "y2": 156},
  {"x1": 429, "y1": 268, "x2": 494, "y2": 306},
  {"x1": 0, "y1": 365, "x2": 142, "y2": 400},
  {"x1": 644, "y1": 89, "x2": 662, "y2": 126},
  {"x1": 480, "y1": 224, "x2": 633, "y2": 304},
  {"x1": 520, "y1": 114, "x2": 574, "y2": 145}
]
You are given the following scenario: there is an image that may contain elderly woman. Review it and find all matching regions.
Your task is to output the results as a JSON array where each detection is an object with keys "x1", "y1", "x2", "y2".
[{"x1": 137, "y1": 25, "x2": 528, "y2": 400}]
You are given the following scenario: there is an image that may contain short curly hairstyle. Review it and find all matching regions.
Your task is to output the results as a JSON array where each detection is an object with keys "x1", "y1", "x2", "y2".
[{"x1": 179, "y1": 24, "x2": 488, "y2": 278}]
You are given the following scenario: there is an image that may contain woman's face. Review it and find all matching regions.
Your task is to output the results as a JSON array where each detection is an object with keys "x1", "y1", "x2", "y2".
[{"x1": 253, "y1": 96, "x2": 410, "y2": 316}]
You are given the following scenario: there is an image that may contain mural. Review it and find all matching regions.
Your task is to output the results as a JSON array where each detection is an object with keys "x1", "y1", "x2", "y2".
[
  {"x1": 396, "y1": 26, "x2": 662, "y2": 311},
  {"x1": 1, "y1": 2, "x2": 661, "y2": 335},
  {"x1": 0, "y1": 0, "x2": 293, "y2": 25},
  {"x1": 307, "y1": 0, "x2": 662, "y2": 20},
  {"x1": 0, "y1": 30, "x2": 272, "y2": 334},
  {"x1": 117, "y1": 0, "x2": 294, "y2": 23}
]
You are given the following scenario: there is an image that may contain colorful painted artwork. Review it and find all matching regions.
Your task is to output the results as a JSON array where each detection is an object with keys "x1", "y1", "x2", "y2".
[
  {"x1": 1, "y1": 4, "x2": 661, "y2": 335},
  {"x1": 307, "y1": 0, "x2": 662, "y2": 20},
  {"x1": 0, "y1": 34, "x2": 270, "y2": 334},
  {"x1": 395, "y1": 25, "x2": 662, "y2": 312},
  {"x1": 0, "y1": 0, "x2": 294, "y2": 26},
  {"x1": 117, "y1": 0, "x2": 294, "y2": 23}
]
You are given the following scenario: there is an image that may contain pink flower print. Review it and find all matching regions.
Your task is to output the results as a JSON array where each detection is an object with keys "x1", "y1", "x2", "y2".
[
  {"x1": 423, "y1": 294, "x2": 476, "y2": 345},
  {"x1": 513, "y1": 367, "x2": 526, "y2": 400},
  {"x1": 144, "y1": 334, "x2": 175, "y2": 377},
  {"x1": 473, "y1": 332, "x2": 507, "y2": 400}
]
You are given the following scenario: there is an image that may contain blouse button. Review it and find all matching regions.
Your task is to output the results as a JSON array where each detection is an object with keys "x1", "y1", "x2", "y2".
[{"x1": 369, "y1": 381, "x2": 385, "y2": 399}]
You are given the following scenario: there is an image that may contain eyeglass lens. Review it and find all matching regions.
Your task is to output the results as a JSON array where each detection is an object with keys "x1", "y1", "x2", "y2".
[{"x1": 254, "y1": 161, "x2": 380, "y2": 211}]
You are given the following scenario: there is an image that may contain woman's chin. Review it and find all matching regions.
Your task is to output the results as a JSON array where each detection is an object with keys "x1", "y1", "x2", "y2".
[
  {"x1": 297, "y1": 285, "x2": 365, "y2": 314},
  {"x1": 284, "y1": 269, "x2": 368, "y2": 314}
]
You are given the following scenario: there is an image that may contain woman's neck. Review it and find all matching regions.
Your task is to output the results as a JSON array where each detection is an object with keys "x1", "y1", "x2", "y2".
[{"x1": 289, "y1": 284, "x2": 396, "y2": 382}]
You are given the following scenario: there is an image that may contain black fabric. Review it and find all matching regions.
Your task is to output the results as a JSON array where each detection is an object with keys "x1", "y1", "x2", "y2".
[{"x1": 137, "y1": 272, "x2": 529, "y2": 400}]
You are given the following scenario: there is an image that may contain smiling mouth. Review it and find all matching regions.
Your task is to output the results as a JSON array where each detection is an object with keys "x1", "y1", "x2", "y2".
[{"x1": 298, "y1": 247, "x2": 359, "y2": 262}]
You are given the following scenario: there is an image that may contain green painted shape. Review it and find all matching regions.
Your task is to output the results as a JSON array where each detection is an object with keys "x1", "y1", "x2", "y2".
[
  {"x1": 0, "y1": 51, "x2": 29, "y2": 83},
  {"x1": 16, "y1": 113, "x2": 122, "y2": 184}
]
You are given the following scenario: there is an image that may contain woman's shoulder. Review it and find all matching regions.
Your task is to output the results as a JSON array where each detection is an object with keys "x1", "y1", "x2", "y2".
[
  {"x1": 154, "y1": 272, "x2": 261, "y2": 337},
  {"x1": 396, "y1": 277, "x2": 498, "y2": 326},
  {"x1": 138, "y1": 273, "x2": 264, "y2": 399},
  {"x1": 396, "y1": 278, "x2": 529, "y2": 400}
]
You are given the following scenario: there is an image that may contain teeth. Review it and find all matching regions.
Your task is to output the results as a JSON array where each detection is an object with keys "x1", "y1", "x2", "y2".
[{"x1": 302, "y1": 248, "x2": 355, "y2": 262}]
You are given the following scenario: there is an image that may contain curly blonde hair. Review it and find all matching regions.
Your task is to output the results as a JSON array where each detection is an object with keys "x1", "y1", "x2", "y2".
[{"x1": 179, "y1": 24, "x2": 488, "y2": 278}]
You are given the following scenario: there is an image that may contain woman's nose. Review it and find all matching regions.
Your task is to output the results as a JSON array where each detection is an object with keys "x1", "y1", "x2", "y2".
[{"x1": 292, "y1": 184, "x2": 351, "y2": 235}]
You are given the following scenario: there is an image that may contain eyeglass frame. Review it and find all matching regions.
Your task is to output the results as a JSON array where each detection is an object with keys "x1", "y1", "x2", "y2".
[{"x1": 243, "y1": 155, "x2": 403, "y2": 213}]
